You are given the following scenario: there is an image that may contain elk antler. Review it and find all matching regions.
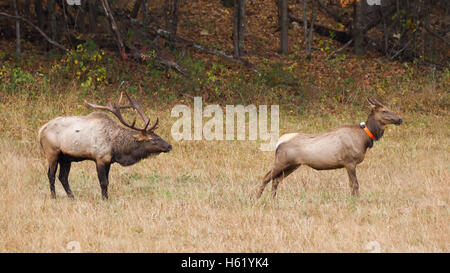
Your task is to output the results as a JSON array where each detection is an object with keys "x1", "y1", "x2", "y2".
[{"x1": 85, "y1": 91, "x2": 158, "y2": 133}]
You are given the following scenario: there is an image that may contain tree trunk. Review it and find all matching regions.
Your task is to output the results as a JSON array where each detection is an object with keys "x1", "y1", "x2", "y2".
[
  {"x1": 47, "y1": 0, "x2": 57, "y2": 43},
  {"x1": 233, "y1": 0, "x2": 245, "y2": 57},
  {"x1": 24, "y1": 0, "x2": 31, "y2": 18},
  {"x1": 233, "y1": 0, "x2": 239, "y2": 56},
  {"x1": 304, "y1": 0, "x2": 315, "y2": 59},
  {"x1": 352, "y1": 0, "x2": 367, "y2": 55},
  {"x1": 77, "y1": 0, "x2": 87, "y2": 34},
  {"x1": 307, "y1": 0, "x2": 315, "y2": 60},
  {"x1": 13, "y1": 0, "x2": 21, "y2": 57},
  {"x1": 101, "y1": 0, "x2": 126, "y2": 59},
  {"x1": 143, "y1": 0, "x2": 149, "y2": 25},
  {"x1": 280, "y1": 0, "x2": 288, "y2": 54},
  {"x1": 0, "y1": 11, "x2": 68, "y2": 52},
  {"x1": 304, "y1": 0, "x2": 308, "y2": 56},
  {"x1": 238, "y1": 0, "x2": 245, "y2": 55},
  {"x1": 34, "y1": 0, "x2": 44, "y2": 30},
  {"x1": 88, "y1": 0, "x2": 97, "y2": 34},
  {"x1": 131, "y1": 0, "x2": 144, "y2": 18},
  {"x1": 164, "y1": 0, "x2": 180, "y2": 45}
]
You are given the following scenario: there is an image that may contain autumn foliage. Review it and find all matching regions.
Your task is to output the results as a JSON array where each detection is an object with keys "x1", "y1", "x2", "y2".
[{"x1": 339, "y1": 0, "x2": 360, "y2": 8}]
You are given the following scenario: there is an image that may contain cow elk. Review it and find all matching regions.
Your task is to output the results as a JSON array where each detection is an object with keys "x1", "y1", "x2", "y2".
[
  {"x1": 38, "y1": 92, "x2": 172, "y2": 199},
  {"x1": 257, "y1": 98, "x2": 402, "y2": 198}
]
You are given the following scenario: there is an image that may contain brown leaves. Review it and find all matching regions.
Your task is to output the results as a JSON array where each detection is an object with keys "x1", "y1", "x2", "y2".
[{"x1": 339, "y1": 0, "x2": 360, "y2": 8}]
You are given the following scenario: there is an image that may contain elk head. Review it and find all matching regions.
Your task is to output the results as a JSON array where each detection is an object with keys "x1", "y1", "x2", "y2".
[
  {"x1": 85, "y1": 91, "x2": 172, "y2": 154},
  {"x1": 367, "y1": 98, "x2": 403, "y2": 126}
]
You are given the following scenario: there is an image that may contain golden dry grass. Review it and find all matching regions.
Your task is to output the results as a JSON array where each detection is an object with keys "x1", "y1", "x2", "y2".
[{"x1": 0, "y1": 89, "x2": 448, "y2": 252}]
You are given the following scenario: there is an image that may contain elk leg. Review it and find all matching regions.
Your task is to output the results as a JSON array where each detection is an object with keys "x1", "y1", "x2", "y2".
[
  {"x1": 257, "y1": 166, "x2": 286, "y2": 198},
  {"x1": 271, "y1": 164, "x2": 300, "y2": 198},
  {"x1": 257, "y1": 153, "x2": 287, "y2": 198},
  {"x1": 257, "y1": 169, "x2": 274, "y2": 198},
  {"x1": 345, "y1": 165, "x2": 359, "y2": 197},
  {"x1": 47, "y1": 156, "x2": 58, "y2": 199},
  {"x1": 271, "y1": 176, "x2": 283, "y2": 198},
  {"x1": 58, "y1": 160, "x2": 74, "y2": 198},
  {"x1": 96, "y1": 162, "x2": 110, "y2": 200},
  {"x1": 105, "y1": 163, "x2": 111, "y2": 178},
  {"x1": 258, "y1": 163, "x2": 301, "y2": 198}
]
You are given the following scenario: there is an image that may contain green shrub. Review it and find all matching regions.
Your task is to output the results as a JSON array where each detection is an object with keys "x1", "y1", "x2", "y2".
[{"x1": 52, "y1": 41, "x2": 107, "y2": 90}]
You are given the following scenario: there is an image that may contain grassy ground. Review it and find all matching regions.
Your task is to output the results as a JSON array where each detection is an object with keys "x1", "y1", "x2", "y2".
[
  {"x1": 0, "y1": 0, "x2": 448, "y2": 253},
  {"x1": 0, "y1": 85, "x2": 448, "y2": 252}
]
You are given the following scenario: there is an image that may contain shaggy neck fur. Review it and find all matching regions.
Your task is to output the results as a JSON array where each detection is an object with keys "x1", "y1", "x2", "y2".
[{"x1": 365, "y1": 111, "x2": 385, "y2": 148}]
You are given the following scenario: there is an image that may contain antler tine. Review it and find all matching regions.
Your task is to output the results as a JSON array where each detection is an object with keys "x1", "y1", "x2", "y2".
[
  {"x1": 85, "y1": 100, "x2": 115, "y2": 112},
  {"x1": 137, "y1": 85, "x2": 159, "y2": 132},
  {"x1": 116, "y1": 93, "x2": 133, "y2": 109},
  {"x1": 118, "y1": 92, "x2": 123, "y2": 106},
  {"x1": 143, "y1": 119, "x2": 151, "y2": 131},
  {"x1": 85, "y1": 97, "x2": 145, "y2": 133},
  {"x1": 85, "y1": 91, "x2": 159, "y2": 133},
  {"x1": 147, "y1": 117, "x2": 159, "y2": 131},
  {"x1": 130, "y1": 116, "x2": 137, "y2": 128},
  {"x1": 122, "y1": 91, "x2": 149, "y2": 123},
  {"x1": 121, "y1": 90, "x2": 160, "y2": 132},
  {"x1": 108, "y1": 104, "x2": 137, "y2": 131}
]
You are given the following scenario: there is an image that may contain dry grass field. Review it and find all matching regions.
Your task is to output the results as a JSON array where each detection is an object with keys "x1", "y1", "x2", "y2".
[{"x1": 0, "y1": 86, "x2": 448, "y2": 253}]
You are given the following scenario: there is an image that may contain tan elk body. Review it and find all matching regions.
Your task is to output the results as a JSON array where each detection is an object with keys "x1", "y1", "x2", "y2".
[
  {"x1": 257, "y1": 98, "x2": 402, "y2": 198},
  {"x1": 39, "y1": 92, "x2": 172, "y2": 199},
  {"x1": 40, "y1": 113, "x2": 115, "y2": 162}
]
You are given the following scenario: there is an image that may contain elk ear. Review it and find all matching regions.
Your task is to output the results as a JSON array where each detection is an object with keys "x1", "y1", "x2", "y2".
[
  {"x1": 133, "y1": 133, "x2": 150, "y2": 142},
  {"x1": 367, "y1": 98, "x2": 376, "y2": 108},
  {"x1": 367, "y1": 97, "x2": 383, "y2": 108}
]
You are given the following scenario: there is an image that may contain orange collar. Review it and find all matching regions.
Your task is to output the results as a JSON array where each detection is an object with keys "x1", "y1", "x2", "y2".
[
  {"x1": 364, "y1": 127, "x2": 375, "y2": 140},
  {"x1": 360, "y1": 122, "x2": 375, "y2": 140}
]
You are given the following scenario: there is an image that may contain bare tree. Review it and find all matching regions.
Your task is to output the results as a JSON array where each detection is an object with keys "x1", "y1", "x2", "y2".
[
  {"x1": 164, "y1": 0, "x2": 180, "y2": 46},
  {"x1": 13, "y1": 0, "x2": 21, "y2": 57},
  {"x1": 34, "y1": 0, "x2": 44, "y2": 31},
  {"x1": 0, "y1": 11, "x2": 68, "y2": 52},
  {"x1": 47, "y1": 0, "x2": 57, "y2": 42},
  {"x1": 304, "y1": 0, "x2": 315, "y2": 59},
  {"x1": 233, "y1": 0, "x2": 246, "y2": 57},
  {"x1": 101, "y1": 0, "x2": 125, "y2": 58},
  {"x1": 280, "y1": 0, "x2": 288, "y2": 54},
  {"x1": 352, "y1": 0, "x2": 368, "y2": 55},
  {"x1": 143, "y1": 0, "x2": 149, "y2": 25},
  {"x1": 88, "y1": 0, "x2": 97, "y2": 33},
  {"x1": 131, "y1": 0, "x2": 145, "y2": 18}
]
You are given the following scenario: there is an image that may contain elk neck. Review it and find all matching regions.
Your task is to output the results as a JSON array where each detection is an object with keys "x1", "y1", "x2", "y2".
[{"x1": 365, "y1": 112, "x2": 385, "y2": 147}]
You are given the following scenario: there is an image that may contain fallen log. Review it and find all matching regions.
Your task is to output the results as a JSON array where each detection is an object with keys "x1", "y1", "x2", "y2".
[{"x1": 156, "y1": 28, "x2": 258, "y2": 72}]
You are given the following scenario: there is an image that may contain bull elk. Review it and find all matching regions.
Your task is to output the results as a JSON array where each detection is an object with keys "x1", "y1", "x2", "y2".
[
  {"x1": 257, "y1": 98, "x2": 402, "y2": 198},
  {"x1": 38, "y1": 92, "x2": 172, "y2": 199}
]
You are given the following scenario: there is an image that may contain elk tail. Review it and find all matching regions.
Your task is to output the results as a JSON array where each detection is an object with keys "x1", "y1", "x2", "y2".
[{"x1": 37, "y1": 123, "x2": 48, "y2": 150}]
